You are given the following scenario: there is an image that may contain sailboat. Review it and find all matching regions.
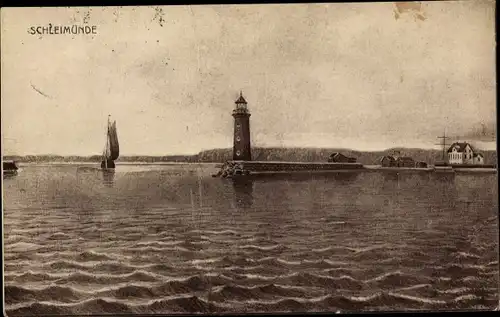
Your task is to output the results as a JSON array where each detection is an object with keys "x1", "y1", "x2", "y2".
[{"x1": 101, "y1": 115, "x2": 119, "y2": 169}]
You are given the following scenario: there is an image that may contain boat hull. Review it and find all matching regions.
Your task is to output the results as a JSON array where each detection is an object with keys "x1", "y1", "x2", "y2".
[{"x1": 101, "y1": 159, "x2": 116, "y2": 169}]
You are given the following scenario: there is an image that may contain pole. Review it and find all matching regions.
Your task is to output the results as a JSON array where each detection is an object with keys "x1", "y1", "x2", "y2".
[
  {"x1": 443, "y1": 130, "x2": 446, "y2": 161},
  {"x1": 436, "y1": 129, "x2": 450, "y2": 163}
]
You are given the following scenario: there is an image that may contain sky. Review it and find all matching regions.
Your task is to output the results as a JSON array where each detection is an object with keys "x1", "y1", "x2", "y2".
[{"x1": 1, "y1": 2, "x2": 496, "y2": 156}]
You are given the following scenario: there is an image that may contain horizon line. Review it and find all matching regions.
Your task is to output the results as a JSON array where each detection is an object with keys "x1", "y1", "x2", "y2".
[{"x1": 4, "y1": 144, "x2": 496, "y2": 158}]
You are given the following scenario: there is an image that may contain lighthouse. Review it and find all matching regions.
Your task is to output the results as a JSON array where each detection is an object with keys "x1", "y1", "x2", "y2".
[{"x1": 232, "y1": 91, "x2": 252, "y2": 161}]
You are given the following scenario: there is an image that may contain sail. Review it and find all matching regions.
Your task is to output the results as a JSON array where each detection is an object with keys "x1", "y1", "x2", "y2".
[{"x1": 108, "y1": 121, "x2": 120, "y2": 160}]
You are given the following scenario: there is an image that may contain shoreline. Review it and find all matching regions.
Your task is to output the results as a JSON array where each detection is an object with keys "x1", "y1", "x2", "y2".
[
  {"x1": 7, "y1": 161, "x2": 498, "y2": 175},
  {"x1": 13, "y1": 162, "x2": 220, "y2": 166}
]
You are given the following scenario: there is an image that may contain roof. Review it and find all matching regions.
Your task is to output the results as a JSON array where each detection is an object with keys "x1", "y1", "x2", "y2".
[
  {"x1": 235, "y1": 91, "x2": 247, "y2": 104},
  {"x1": 330, "y1": 152, "x2": 347, "y2": 157},
  {"x1": 396, "y1": 156, "x2": 414, "y2": 162},
  {"x1": 381, "y1": 155, "x2": 396, "y2": 160},
  {"x1": 447, "y1": 142, "x2": 474, "y2": 153},
  {"x1": 473, "y1": 153, "x2": 483, "y2": 157}
]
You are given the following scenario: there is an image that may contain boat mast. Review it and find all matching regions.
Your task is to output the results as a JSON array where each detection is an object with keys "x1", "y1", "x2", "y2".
[{"x1": 105, "y1": 115, "x2": 110, "y2": 168}]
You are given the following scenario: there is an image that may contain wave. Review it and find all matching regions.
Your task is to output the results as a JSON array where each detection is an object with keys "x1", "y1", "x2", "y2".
[
  {"x1": 101, "y1": 279, "x2": 202, "y2": 299},
  {"x1": 234, "y1": 291, "x2": 454, "y2": 312},
  {"x1": 217, "y1": 271, "x2": 363, "y2": 291},
  {"x1": 75, "y1": 250, "x2": 116, "y2": 262},
  {"x1": 190, "y1": 257, "x2": 223, "y2": 265},
  {"x1": 4, "y1": 234, "x2": 29, "y2": 243},
  {"x1": 5, "y1": 274, "x2": 235, "y2": 305},
  {"x1": 135, "y1": 240, "x2": 184, "y2": 247},
  {"x1": 364, "y1": 271, "x2": 432, "y2": 289},
  {"x1": 49, "y1": 270, "x2": 163, "y2": 285},
  {"x1": 276, "y1": 258, "x2": 301, "y2": 265},
  {"x1": 214, "y1": 291, "x2": 443, "y2": 312},
  {"x1": 249, "y1": 257, "x2": 345, "y2": 271},
  {"x1": 8, "y1": 260, "x2": 180, "y2": 278},
  {"x1": 322, "y1": 267, "x2": 367, "y2": 281},
  {"x1": 233, "y1": 272, "x2": 299, "y2": 283},
  {"x1": 345, "y1": 248, "x2": 396, "y2": 262},
  {"x1": 254, "y1": 257, "x2": 299, "y2": 269},
  {"x1": 141, "y1": 263, "x2": 176, "y2": 274},
  {"x1": 453, "y1": 251, "x2": 481, "y2": 260},
  {"x1": 424, "y1": 263, "x2": 492, "y2": 280},
  {"x1": 239, "y1": 244, "x2": 285, "y2": 252},
  {"x1": 122, "y1": 246, "x2": 191, "y2": 253},
  {"x1": 5, "y1": 285, "x2": 84, "y2": 304},
  {"x1": 437, "y1": 287, "x2": 471, "y2": 295},
  {"x1": 346, "y1": 244, "x2": 392, "y2": 254},
  {"x1": 6, "y1": 242, "x2": 43, "y2": 253},
  {"x1": 7, "y1": 289, "x2": 495, "y2": 316},
  {"x1": 145, "y1": 295, "x2": 224, "y2": 313},
  {"x1": 281, "y1": 272, "x2": 364, "y2": 291},
  {"x1": 6, "y1": 298, "x2": 134, "y2": 315},
  {"x1": 5, "y1": 271, "x2": 63, "y2": 283},
  {"x1": 209, "y1": 283, "x2": 312, "y2": 302},
  {"x1": 46, "y1": 232, "x2": 73, "y2": 240},
  {"x1": 188, "y1": 256, "x2": 270, "y2": 271},
  {"x1": 191, "y1": 229, "x2": 239, "y2": 236},
  {"x1": 311, "y1": 246, "x2": 335, "y2": 253},
  {"x1": 4, "y1": 265, "x2": 498, "y2": 312}
]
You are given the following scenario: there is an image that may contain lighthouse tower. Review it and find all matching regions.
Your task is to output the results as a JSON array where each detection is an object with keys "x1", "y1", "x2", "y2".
[{"x1": 232, "y1": 91, "x2": 252, "y2": 161}]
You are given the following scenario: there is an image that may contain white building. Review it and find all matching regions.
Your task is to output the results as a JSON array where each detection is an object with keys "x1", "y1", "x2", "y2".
[
  {"x1": 447, "y1": 142, "x2": 484, "y2": 165},
  {"x1": 473, "y1": 153, "x2": 484, "y2": 164}
]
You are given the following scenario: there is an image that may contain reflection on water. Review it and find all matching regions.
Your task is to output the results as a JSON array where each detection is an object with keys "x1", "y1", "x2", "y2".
[
  {"x1": 102, "y1": 170, "x2": 115, "y2": 187},
  {"x1": 230, "y1": 172, "x2": 362, "y2": 209},
  {"x1": 383, "y1": 172, "x2": 400, "y2": 182},
  {"x1": 248, "y1": 171, "x2": 362, "y2": 183},
  {"x1": 232, "y1": 178, "x2": 254, "y2": 209},
  {"x1": 3, "y1": 171, "x2": 18, "y2": 179},
  {"x1": 432, "y1": 172, "x2": 457, "y2": 182},
  {"x1": 330, "y1": 171, "x2": 360, "y2": 183}
]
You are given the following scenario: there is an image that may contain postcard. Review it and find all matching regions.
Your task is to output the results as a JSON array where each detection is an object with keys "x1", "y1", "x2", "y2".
[{"x1": 1, "y1": 2, "x2": 498, "y2": 315}]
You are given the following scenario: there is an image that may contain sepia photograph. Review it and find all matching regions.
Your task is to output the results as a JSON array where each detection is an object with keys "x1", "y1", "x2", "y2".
[{"x1": 1, "y1": 1, "x2": 498, "y2": 315}]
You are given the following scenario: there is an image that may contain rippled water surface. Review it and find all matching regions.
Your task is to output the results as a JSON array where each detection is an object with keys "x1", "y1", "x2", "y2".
[{"x1": 3, "y1": 164, "x2": 499, "y2": 315}]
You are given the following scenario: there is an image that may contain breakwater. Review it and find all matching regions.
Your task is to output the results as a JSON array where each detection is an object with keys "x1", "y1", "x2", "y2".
[
  {"x1": 214, "y1": 160, "x2": 364, "y2": 178},
  {"x1": 450, "y1": 164, "x2": 497, "y2": 168},
  {"x1": 213, "y1": 161, "x2": 498, "y2": 178}
]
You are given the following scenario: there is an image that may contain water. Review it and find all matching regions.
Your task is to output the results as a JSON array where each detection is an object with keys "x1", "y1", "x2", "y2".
[{"x1": 3, "y1": 164, "x2": 499, "y2": 315}]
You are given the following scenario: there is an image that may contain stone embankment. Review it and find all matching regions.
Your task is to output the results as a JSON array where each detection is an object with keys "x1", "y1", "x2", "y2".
[{"x1": 212, "y1": 160, "x2": 364, "y2": 178}]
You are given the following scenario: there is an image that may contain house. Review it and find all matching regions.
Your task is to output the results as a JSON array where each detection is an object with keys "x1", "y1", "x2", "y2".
[
  {"x1": 447, "y1": 142, "x2": 484, "y2": 165},
  {"x1": 380, "y1": 155, "x2": 396, "y2": 167},
  {"x1": 415, "y1": 161, "x2": 428, "y2": 168},
  {"x1": 473, "y1": 153, "x2": 484, "y2": 165},
  {"x1": 328, "y1": 152, "x2": 357, "y2": 163},
  {"x1": 396, "y1": 156, "x2": 415, "y2": 168}
]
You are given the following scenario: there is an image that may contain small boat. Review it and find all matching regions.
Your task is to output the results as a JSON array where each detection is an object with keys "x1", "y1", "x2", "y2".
[
  {"x1": 101, "y1": 115, "x2": 120, "y2": 169},
  {"x1": 3, "y1": 160, "x2": 19, "y2": 176}
]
